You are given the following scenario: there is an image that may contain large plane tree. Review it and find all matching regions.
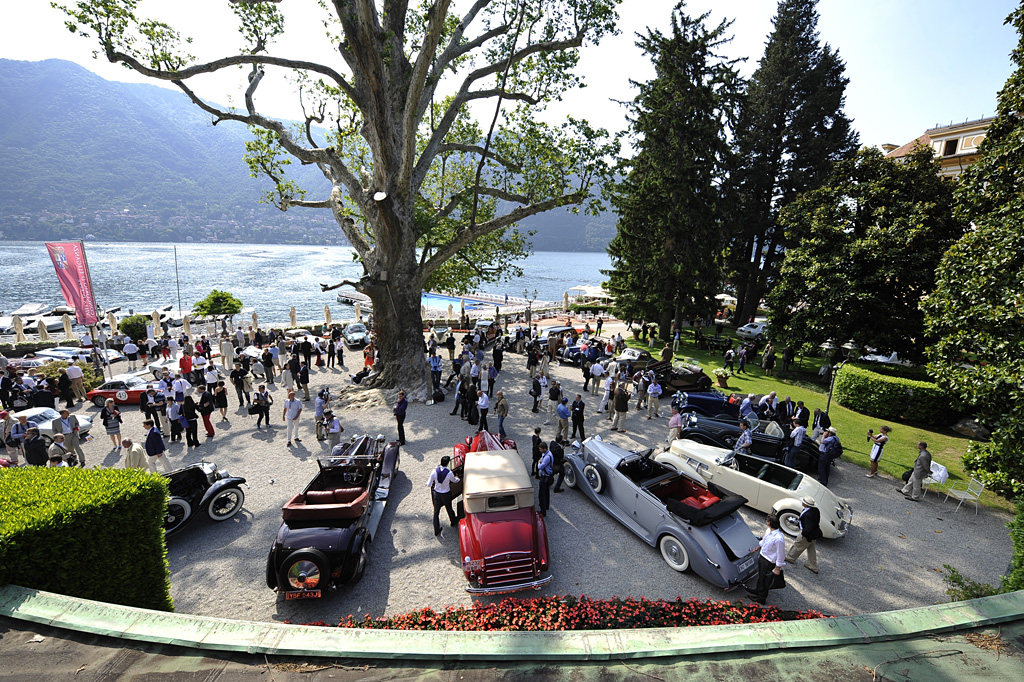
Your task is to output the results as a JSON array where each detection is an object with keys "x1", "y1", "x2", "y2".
[{"x1": 55, "y1": 0, "x2": 619, "y2": 394}]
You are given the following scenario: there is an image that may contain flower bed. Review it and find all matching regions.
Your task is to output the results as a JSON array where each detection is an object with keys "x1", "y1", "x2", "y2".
[{"x1": 292, "y1": 596, "x2": 829, "y2": 631}]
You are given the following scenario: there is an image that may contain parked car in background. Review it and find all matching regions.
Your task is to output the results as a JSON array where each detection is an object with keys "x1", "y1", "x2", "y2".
[
  {"x1": 35, "y1": 347, "x2": 126, "y2": 365},
  {"x1": 646, "y1": 360, "x2": 714, "y2": 392},
  {"x1": 472, "y1": 319, "x2": 502, "y2": 346},
  {"x1": 454, "y1": 431, "x2": 552, "y2": 595},
  {"x1": 535, "y1": 325, "x2": 575, "y2": 349},
  {"x1": 563, "y1": 436, "x2": 760, "y2": 589},
  {"x1": 559, "y1": 337, "x2": 612, "y2": 366},
  {"x1": 657, "y1": 440, "x2": 852, "y2": 540},
  {"x1": 164, "y1": 462, "x2": 247, "y2": 536},
  {"x1": 735, "y1": 321, "x2": 768, "y2": 341},
  {"x1": 341, "y1": 323, "x2": 370, "y2": 348},
  {"x1": 85, "y1": 374, "x2": 154, "y2": 408},
  {"x1": 676, "y1": 413, "x2": 820, "y2": 474},
  {"x1": 266, "y1": 435, "x2": 400, "y2": 600}
]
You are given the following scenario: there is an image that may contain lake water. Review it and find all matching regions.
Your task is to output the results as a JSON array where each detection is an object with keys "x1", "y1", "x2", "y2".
[{"x1": 0, "y1": 242, "x2": 611, "y2": 325}]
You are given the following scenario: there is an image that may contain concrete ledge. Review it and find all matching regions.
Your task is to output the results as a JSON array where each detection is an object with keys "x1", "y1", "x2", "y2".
[{"x1": 1, "y1": 584, "x2": 1022, "y2": 661}]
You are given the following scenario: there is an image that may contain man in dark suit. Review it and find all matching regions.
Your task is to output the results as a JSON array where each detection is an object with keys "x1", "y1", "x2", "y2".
[
  {"x1": 23, "y1": 428, "x2": 49, "y2": 466},
  {"x1": 794, "y1": 401, "x2": 811, "y2": 425},
  {"x1": 776, "y1": 396, "x2": 795, "y2": 424},
  {"x1": 143, "y1": 419, "x2": 170, "y2": 472},
  {"x1": 33, "y1": 386, "x2": 56, "y2": 409},
  {"x1": 785, "y1": 496, "x2": 823, "y2": 574},
  {"x1": 812, "y1": 408, "x2": 832, "y2": 439}
]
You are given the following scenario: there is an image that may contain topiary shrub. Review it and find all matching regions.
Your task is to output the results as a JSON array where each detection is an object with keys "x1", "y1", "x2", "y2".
[
  {"x1": 34, "y1": 360, "x2": 104, "y2": 392},
  {"x1": 0, "y1": 467, "x2": 172, "y2": 611},
  {"x1": 833, "y1": 364, "x2": 959, "y2": 427},
  {"x1": 118, "y1": 314, "x2": 150, "y2": 344}
]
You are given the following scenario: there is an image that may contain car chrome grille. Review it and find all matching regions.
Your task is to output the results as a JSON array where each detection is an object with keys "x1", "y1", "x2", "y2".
[{"x1": 482, "y1": 552, "x2": 536, "y2": 587}]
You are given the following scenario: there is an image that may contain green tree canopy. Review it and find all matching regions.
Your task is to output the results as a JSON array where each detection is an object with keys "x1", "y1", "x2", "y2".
[
  {"x1": 193, "y1": 290, "x2": 243, "y2": 318},
  {"x1": 925, "y1": 2, "x2": 1024, "y2": 497},
  {"x1": 606, "y1": 2, "x2": 741, "y2": 335},
  {"x1": 118, "y1": 314, "x2": 149, "y2": 344},
  {"x1": 768, "y1": 146, "x2": 963, "y2": 362},
  {"x1": 724, "y1": 0, "x2": 859, "y2": 325}
]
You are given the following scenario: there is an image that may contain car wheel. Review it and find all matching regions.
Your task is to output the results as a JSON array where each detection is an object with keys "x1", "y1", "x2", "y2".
[
  {"x1": 563, "y1": 464, "x2": 577, "y2": 489},
  {"x1": 91, "y1": 395, "x2": 107, "y2": 408},
  {"x1": 265, "y1": 549, "x2": 278, "y2": 590},
  {"x1": 659, "y1": 535, "x2": 691, "y2": 572},
  {"x1": 755, "y1": 334, "x2": 763, "y2": 342},
  {"x1": 278, "y1": 549, "x2": 330, "y2": 592},
  {"x1": 582, "y1": 464, "x2": 603, "y2": 493},
  {"x1": 697, "y1": 377, "x2": 713, "y2": 390},
  {"x1": 351, "y1": 540, "x2": 369, "y2": 584},
  {"x1": 207, "y1": 486, "x2": 245, "y2": 522},
  {"x1": 777, "y1": 509, "x2": 801, "y2": 538},
  {"x1": 165, "y1": 497, "x2": 192, "y2": 535}
]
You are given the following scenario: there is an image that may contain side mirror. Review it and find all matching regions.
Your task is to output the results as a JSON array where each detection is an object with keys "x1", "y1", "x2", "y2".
[{"x1": 571, "y1": 440, "x2": 582, "y2": 450}]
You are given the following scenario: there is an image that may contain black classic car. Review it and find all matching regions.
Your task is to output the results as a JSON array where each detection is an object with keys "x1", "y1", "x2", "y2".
[
  {"x1": 672, "y1": 389, "x2": 748, "y2": 419},
  {"x1": 676, "y1": 413, "x2": 821, "y2": 474},
  {"x1": 164, "y1": 462, "x2": 247, "y2": 536},
  {"x1": 646, "y1": 360, "x2": 714, "y2": 392},
  {"x1": 266, "y1": 435, "x2": 400, "y2": 600}
]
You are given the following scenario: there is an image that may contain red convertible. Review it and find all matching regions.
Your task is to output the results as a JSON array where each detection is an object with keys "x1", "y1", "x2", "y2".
[{"x1": 452, "y1": 431, "x2": 552, "y2": 595}]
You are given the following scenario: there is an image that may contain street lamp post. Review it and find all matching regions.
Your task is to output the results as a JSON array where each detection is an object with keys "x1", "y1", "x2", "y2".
[
  {"x1": 825, "y1": 342, "x2": 860, "y2": 413},
  {"x1": 523, "y1": 288, "x2": 538, "y2": 325}
]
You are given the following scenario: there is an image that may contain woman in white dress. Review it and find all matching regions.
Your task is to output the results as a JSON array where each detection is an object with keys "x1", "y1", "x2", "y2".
[{"x1": 866, "y1": 424, "x2": 891, "y2": 478}]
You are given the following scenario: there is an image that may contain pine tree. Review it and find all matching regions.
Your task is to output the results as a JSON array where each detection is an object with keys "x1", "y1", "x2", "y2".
[
  {"x1": 925, "y1": 3, "x2": 1024, "y2": 496},
  {"x1": 606, "y1": 2, "x2": 742, "y2": 337},
  {"x1": 725, "y1": 0, "x2": 858, "y2": 324}
]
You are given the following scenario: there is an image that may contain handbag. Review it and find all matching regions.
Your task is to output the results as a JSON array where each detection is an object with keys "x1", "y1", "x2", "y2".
[
  {"x1": 768, "y1": 569, "x2": 787, "y2": 590},
  {"x1": 247, "y1": 404, "x2": 262, "y2": 415}
]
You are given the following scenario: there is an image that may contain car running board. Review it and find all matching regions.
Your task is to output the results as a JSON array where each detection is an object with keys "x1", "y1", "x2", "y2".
[{"x1": 366, "y1": 500, "x2": 387, "y2": 541}]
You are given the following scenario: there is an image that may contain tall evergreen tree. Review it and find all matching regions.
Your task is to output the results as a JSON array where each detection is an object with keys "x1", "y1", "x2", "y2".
[
  {"x1": 725, "y1": 0, "x2": 858, "y2": 324},
  {"x1": 925, "y1": 3, "x2": 1024, "y2": 496},
  {"x1": 606, "y1": 2, "x2": 741, "y2": 336}
]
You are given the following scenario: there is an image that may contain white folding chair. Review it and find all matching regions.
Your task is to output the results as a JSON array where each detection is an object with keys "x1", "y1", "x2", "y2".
[
  {"x1": 922, "y1": 462, "x2": 949, "y2": 497},
  {"x1": 944, "y1": 476, "x2": 985, "y2": 514}
]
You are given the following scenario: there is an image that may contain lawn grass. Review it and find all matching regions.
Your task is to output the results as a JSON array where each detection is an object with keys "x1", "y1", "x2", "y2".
[{"x1": 624, "y1": 330, "x2": 1012, "y2": 513}]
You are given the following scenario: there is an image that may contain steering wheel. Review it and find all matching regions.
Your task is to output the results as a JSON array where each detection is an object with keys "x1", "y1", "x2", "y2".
[{"x1": 343, "y1": 471, "x2": 361, "y2": 484}]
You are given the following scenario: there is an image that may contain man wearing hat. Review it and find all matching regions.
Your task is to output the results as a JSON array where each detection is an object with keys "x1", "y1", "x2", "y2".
[
  {"x1": 324, "y1": 409, "x2": 344, "y2": 450},
  {"x1": 818, "y1": 426, "x2": 840, "y2": 486},
  {"x1": 785, "y1": 496, "x2": 823, "y2": 574}
]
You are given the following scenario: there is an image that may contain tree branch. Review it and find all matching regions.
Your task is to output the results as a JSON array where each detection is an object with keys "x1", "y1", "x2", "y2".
[
  {"x1": 422, "y1": 192, "x2": 585, "y2": 277},
  {"x1": 433, "y1": 184, "x2": 532, "y2": 220},
  {"x1": 437, "y1": 143, "x2": 521, "y2": 171},
  {"x1": 412, "y1": 30, "x2": 586, "y2": 192}
]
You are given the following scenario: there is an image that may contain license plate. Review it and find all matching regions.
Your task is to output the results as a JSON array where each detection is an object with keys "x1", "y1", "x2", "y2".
[
  {"x1": 284, "y1": 590, "x2": 321, "y2": 600},
  {"x1": 84, "y1": 435, "x2": 94, "y2": 442},
  {"x1": 738, "y1": 556, "x2": 756, "y2": 573}
]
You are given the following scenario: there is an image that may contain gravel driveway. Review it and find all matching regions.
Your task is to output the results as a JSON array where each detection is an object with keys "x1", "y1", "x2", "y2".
[{"x1": 82, "y1": 341, "x2": 1013, "y2": 624}]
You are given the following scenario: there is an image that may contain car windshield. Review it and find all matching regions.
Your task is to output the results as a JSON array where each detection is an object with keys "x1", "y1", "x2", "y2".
[
  {"x1": 126, "y1": 377, "x2": 150, "y2": 388},
  {"x1": 346, "y1": 324, "x2": 366, "y2": 334},
  {"x1": 28, "y1": 408, "x2": 60, "y2": 424}
]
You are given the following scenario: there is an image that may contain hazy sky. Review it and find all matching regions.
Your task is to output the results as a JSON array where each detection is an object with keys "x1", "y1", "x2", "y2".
[{"x1": 1, "y1": 1, "x2": 1018, "y2": 149}]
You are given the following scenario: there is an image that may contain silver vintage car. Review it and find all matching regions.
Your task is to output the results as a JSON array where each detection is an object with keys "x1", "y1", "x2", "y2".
[{"x1": 564, "y1": 437, "x2": 760, "y2": 590}]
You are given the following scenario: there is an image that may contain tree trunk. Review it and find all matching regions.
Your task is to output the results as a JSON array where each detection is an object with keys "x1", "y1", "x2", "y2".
[{"x1": 361, "y1": 257, "x2": 428, "y2": 398}]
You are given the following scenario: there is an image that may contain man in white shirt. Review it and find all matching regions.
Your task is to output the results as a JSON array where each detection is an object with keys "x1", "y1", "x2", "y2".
[
  {"x1": 191, "y1": 352, "x2": 208, "y2": 386},
  {"x1": 123, "y1": 339, "x2": 140, "y2": 369},
  {"x1": 171, "y1": 374, "x2": 191, "y2": 402},
  {"x1": 220, "y1": 337, "x2": 235, "y2": 368},
  {"x1": 739, "y1": 393, "x2": 756, "y2": 418},
  {"x1": 667, "y1": 406, "x2": 683, "y2": 444},
  {"x1": 746, "y1": 514, "x2": 786, "y2": 605},
  {"x1": 589, "y1": 361, "x2": 606, "y2": 396},
  {"x1": 168, "y1": 336, "x2": 179, "y2": 359},
  {"x1": 599, "y1": 375, "x2": 614, "y2": 417},
  {"x1": 282, "y1": 389, "x2": 303, "y2": 447},
  {"x1": 66, "y1": 358, "x2": 87, "y2": 401},
  {"x1": 426, "y1": 455, "x2": 460, "y2": 537},
  {"x1": 476, "y1": 390, "x2": 490, "y2": 433},
  {"x1": 324, "y1": 409, "x2": 344, "y2": 450}
]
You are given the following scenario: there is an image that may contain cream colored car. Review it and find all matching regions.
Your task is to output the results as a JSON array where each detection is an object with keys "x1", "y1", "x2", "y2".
[{"x1": 656, "y1": 440, "x2": 852, "y2": 539}]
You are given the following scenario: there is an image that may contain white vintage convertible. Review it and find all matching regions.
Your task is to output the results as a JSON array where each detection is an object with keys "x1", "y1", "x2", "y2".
[{"x1": 657, "y1": 440, "x2": 852, "y2": 539}]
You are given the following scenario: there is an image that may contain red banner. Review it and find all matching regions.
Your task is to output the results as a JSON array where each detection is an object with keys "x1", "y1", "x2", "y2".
[{"x1": 45, "y1": 242, "x2": 100, "y2": 326}]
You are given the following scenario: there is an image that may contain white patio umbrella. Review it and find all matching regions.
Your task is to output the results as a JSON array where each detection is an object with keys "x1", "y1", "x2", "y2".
[
  {"x1": 151, "y1": 309, "x2": 162, "y2": 332},
  {"x1": 563, "y1": 291, "x2": 570, "y2": 311},
  {"x1": 447, "y1": 303, "x2": 454, "y2": 321},
  {"x1": 107, "y1": 311, "x2": 118, "y2": 334},
  {"x1": 289, "y1": 306, "x2": 298, "y2": 328},
  {"x1": 183, "y1": 314, "x2": 192, "y2": 337},
  {"x1": 421, "y1": 304, "x2": 426, "y2": 319},
  {"x1": 324, "y1": 305, "x2": 332, "y2": 327},
  {"x1": 62, "y1": 314, "x2": 74, "y2": 340},
  {"x1": 37, "y1": 319, "x2": 50, "y2": 342},
  {"x1": 13, "y1": 315, "x2": 26, "y2": 343},
  {"x1": 460, "y1": 298, "x2": 466, "y2": 316},
  {"x1": 354, "y1": 302, "x2": 362, "y2": 321},
  {"x1": 252, "y1": 311, "x2": 259, "y2": 330}
]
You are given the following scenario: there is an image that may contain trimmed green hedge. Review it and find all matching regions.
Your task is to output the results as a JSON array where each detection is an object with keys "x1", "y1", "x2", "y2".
[
  {"x1": 34, "y1": 360, "x2": 105, "y2": 392},
  {"x1": 833, "y1": 364, "x2": 958, "y2": 426},
  {"x1": 0, "y1": 467, "x2": 172, "y2": 611}
]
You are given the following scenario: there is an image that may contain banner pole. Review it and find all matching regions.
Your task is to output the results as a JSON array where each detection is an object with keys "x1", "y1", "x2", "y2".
[{"x1": 78, "y1": 241, "x2": 111, "y2": 381}]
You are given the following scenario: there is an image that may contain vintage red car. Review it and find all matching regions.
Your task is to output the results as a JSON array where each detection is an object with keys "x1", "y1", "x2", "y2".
[
  {"x1": 453, "y1": 431, "x2": 552, "y2": 595},
  {"x1": 85, "y1": 374, "x2": 154, "y2": 408}
]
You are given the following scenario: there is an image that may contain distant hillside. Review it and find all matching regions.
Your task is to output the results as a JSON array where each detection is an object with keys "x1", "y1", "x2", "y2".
[{"x1": 0, "y1": 59, "x2": 614, "y2": 252}]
